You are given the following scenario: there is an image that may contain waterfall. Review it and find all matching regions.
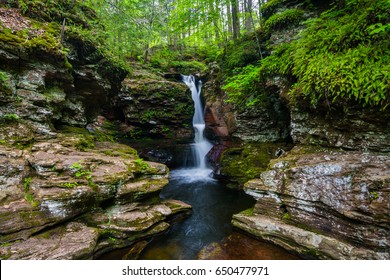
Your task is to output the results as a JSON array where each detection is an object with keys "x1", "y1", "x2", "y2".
[{"x1": 182, "y1": 74, "x2": 213, "y2": 170}]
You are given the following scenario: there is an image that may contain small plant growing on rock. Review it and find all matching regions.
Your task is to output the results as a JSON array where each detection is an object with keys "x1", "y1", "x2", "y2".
[
  {"x1": 1, "y1": 114, "x2": 20, "y2": 123},
  {"x1": 23, "y1": 177, "x2": 39, "y2": 207},
  {"x1": 23, "y1": 177, "x2": 32, "y2": 193},
  {"x1": 370, "y1": 191, "x2": 379, "y2": 200},
  {"x1": 134, "y1": 158, "x2": 149, "y2": 171},
  {"x1": 70, "y1": 161, "x2": 96, "y2": 190},
  {"x1": 62, "y1": 182, "x2": 79, "y2": 188}
]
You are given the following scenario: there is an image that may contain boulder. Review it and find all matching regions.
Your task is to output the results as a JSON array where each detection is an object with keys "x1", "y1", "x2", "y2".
[
  {"x1": 118, "y1": 72, "x2": 193, "y2": 139},
  {"x1": 233, "y1": 146, "x2": 390, "y2": 259},
  {"x1": 0, "y1": 222, "x2": 99, "y2": 260}
]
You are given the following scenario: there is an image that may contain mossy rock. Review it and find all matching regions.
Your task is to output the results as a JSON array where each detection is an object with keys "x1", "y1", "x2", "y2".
[
  {"x1": 0, "y1": 70, "x2": 15, "y2": 95},
  {"x1": 218, "y1": 142, "x2": 292, "y2": 188}
]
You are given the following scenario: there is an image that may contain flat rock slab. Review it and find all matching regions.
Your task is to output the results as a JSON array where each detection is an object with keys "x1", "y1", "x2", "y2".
[
  {"x1": 0, "y1": 222, "x2": 98, "y2": 260},
  {"x1": 233, "y1": 214, "x2": 389, "y2": 260}
]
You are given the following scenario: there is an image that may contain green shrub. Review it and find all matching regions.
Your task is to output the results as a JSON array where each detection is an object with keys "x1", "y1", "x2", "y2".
[{"x1": 223, "y1": 43, "x2": 293, "y2": 106}]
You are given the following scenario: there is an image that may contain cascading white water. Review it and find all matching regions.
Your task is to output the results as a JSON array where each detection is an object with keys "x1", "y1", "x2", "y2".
[{"x1": 182, "y1": 74, "x2": 213, "y2": 171}]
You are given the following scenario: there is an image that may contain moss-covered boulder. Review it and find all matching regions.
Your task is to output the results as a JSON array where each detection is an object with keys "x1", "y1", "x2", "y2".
[
  {"x1": 118, "y1": 67, "x2": 193, "y2": 140},
  {"x1": 0, "y1": 137, "x2": 192, "y2": 259},
  {"x1": 215, "y1": 142, "x2": 292, "y2": 188}
]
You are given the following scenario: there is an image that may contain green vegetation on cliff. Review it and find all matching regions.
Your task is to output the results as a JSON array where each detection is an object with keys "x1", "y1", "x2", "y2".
[
  {"x1": 223, "y1": 0, "x2": 390, "y2": 110},
  {"x1": 0, "y1": 0, "x2": 129, "y2": 72}
]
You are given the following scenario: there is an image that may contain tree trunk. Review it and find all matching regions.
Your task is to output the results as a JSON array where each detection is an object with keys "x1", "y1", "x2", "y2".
[
  {"x1": 245, "y1": 0, "x2": 253, "y2": 31},
  {"x1": 227, "y1": 0, "x2": 233, "y2": 38},
  {"x1": 210, "y1": 1, "x2": 220, "y2": 41},
  {"x1": 231, "y1": 0, "x2": 240, "y2": 39}
]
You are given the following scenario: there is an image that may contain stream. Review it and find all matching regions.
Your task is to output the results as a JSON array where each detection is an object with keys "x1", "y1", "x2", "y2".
[
  {"x1": 138, "y1": 168, "x2": 298, "y2": 260},
  {"x1": 101, "y1": 75, "x2": 300, "y2": 260}
]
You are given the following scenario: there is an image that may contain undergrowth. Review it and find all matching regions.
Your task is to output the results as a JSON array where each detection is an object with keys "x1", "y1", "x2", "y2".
[{"x1": 224, "y1": 0, "x2": 390, "y2": 110}]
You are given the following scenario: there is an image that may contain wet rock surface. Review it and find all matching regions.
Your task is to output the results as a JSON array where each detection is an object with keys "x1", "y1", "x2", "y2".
[
  {"x1": 213, "y1": 142, "x2": 293, "y2": 188},
  {"x1": 233, "y1": 146, "x2": 390, "y2": 259},
  {"x1": 0, "y1": 139, "x2": 191, "y2": 259}
]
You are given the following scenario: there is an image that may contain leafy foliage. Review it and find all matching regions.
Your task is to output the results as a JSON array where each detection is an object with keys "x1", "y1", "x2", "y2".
[
  {"x1": 223, "y1": 43, "x2": 293, "y2": 106},
  {"x1": 291, "y1": 0, "x2": 390, "y2": 108},
  {"x1": 224, "y1": 0, "x2": 390, "y2": 110},
  {"x1": 219, "y1": 31, "x2": 266, "y2": 75}
]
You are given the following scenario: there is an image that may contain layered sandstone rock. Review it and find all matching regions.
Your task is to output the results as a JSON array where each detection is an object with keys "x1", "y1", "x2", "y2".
[
  {"x1": 0, "y1": 140, "x2": 191, "y2": 259},
  {"x1": 233, "y1": 146, "x2": 390, "y2": 259}
]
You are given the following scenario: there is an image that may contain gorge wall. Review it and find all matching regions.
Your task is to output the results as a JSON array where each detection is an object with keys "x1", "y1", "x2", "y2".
[
  {"x1": 202, "y1": 0, "x2": 390, "y2": 259},
  {"x1": 0, "y1": 5, "x2": 193, "y2": 259}
]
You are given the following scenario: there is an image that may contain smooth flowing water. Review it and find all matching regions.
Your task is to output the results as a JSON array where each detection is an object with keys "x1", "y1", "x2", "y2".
[
  {"x1": 182, "y1": 74, "x2": 213, "y2": 170},
  {"x1": 138, "y1": 75, "x2": 299, "y2": 260},
  {"x1": 102, "y1": 75, "x2": 300, "y2": 260},
  {"x1": 139, "y1": 170, "x2": 254, "y2": 259}
]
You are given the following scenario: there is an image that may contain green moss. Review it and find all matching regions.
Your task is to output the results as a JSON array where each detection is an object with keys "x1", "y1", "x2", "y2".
[
  {"x1": 100, "y1": 145, "x2": 138, "y2": 159},
  {"x1": 240, "y1": 208, "x2": 254, "y2": 216},
  {"x1": 0, "y1": 71, "x2": 14, "y2": 95},
  {"x1": 23, "y1": 177, "x2": 31, "y2": 193},
  {"x1": 22, "y1": 177, "x2": 40, "y2": 207},
  {"x1": 220, "y1": 142, "x2": 291, "y2": 187},
  {"x1": 75, "y1": 135, "x2": 95, "y2": 151},
  {"x1": 264, "y1": 9, "x2": 305, "y2": 33},
  {"x1": 261, "y1": 0, "x2": 282, "y2": 20},
  {"x1": 0, "y1": 114, "x2": 20, "y2": 123},
  {"x1": 24, "y1": 193, "x2": 40, "y2": 208},
  {"x1": 303, "y1": 247, "x2": 321, "y2": 259},
  {"x1": 282, "y1": 213, "x2": 291, "y2": 219},
  {"x1": 0, "y1": 248, "x2": 12, "y2": 260}
]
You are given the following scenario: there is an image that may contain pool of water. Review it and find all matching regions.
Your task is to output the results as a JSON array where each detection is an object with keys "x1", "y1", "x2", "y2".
[{"x1": 138, "y1": 168, "x2": 299, "y2": 260}]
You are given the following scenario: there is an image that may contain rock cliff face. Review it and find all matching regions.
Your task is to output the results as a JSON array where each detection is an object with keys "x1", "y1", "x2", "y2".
[
  {"x1": 233, "y1": 146, "x2": 390, "y2": 259},
  {"x1": 118, "y1": 69, "x2": 193, "y2": 140},
  {"x1": 203, "y1": 67, "x2": 290, "y2": 143},
  {"x1": 290, "y1": 104, "x2": 390, "y2": 153},
  {"x1": 0, "y1": 7, "x2": 193, "y2": 259},
  {"x1": 198, "y1": 1, "x2": 390, "y2": 260}
]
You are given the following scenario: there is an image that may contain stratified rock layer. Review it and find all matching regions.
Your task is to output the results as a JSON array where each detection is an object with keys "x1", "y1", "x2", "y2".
[
  {"x1": 0, "y1": 140, "x2": 191, "y2": 259},
  {"x1": 233, "y1": 146, "x2": 390, "y2": 259},
  {"x1": 118, "y1": 69, "x2": 193, "y2": 139},
  {"x1": 291, "y1": 105, "x2": 390, "y2": 153}
]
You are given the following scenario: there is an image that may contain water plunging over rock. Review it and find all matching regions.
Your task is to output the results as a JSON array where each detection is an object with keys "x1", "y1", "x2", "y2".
[{"x1": 182, "y1": 75, "x2": 213, "y2": 173}]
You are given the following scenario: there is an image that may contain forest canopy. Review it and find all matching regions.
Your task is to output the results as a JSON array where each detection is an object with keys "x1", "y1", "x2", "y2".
[{"x1": 2, "y1": 0, "x2": 389, "y2": 110}]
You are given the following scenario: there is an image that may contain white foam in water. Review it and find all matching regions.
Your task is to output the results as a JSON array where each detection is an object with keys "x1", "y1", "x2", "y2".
[{"x1": 170, "y1": 168, "x2": 215, "y2": 183}]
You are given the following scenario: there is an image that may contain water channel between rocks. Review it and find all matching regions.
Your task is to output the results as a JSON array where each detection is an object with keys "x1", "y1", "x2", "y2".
[
  {"x1": 101, "y1": 74, "x2": 300, "y2": 260},
  {"x1": 139, "y1": 168, "x2": 299, "y2": 260},
  {"x1": 100, "y1": 167, "x2": 299, "y2": 260}
]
